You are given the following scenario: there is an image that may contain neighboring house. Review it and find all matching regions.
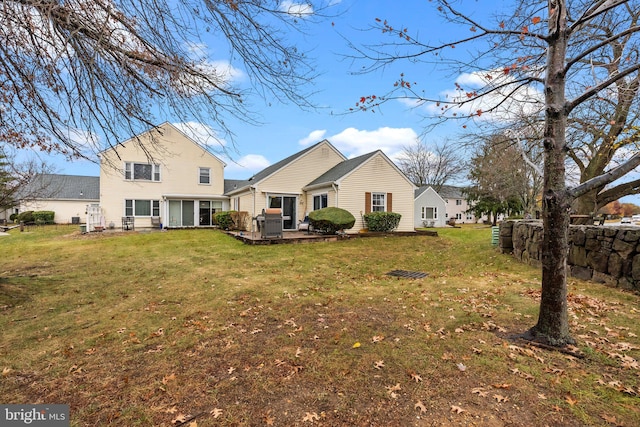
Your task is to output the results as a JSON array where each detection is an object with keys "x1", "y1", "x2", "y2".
[
  {"x1": 100, "y1": 122, "x2": 229, "y2": 229},
  {"x1": 224, "y1": 140, "x2": 347, "y2": 232},
  {"x1": 414, "y1": 186, "x2": 447, "y2": 228},
  {"x1": 303, "y1": 150, "x2": 416, "y2": 232},
  {"x1": 16, "y1": 174, "x2": 100, "y2": 224},
  {"x1": 438, "y1": 185, "x2": 479, "y2": 223},
  {"x1": 225, "y1": 141, "x2": 415, "y2": 233}
]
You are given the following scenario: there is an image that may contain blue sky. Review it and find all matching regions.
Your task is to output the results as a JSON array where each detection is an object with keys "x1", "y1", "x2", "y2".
[{"x1": 18, "y1": 0, "x2": 640, "y2": 205}]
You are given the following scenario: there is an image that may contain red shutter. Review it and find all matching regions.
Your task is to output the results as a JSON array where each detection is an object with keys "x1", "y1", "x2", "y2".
[
  {"x1": 387, "y1": 192, "x2": 392, "y2": 212},
  {"x1": 365, "y1": 192, "x2": 371, "y2": 214}
]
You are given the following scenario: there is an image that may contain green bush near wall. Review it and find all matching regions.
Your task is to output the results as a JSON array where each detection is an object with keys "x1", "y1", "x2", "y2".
[
  {"x1": 213, "y1": 211, "x2": 236, "y2": 230},
  {"x1": 308, "y1": 207, "x2": 355, "y2": 234},
  {"x1": 33, "y1": 211, "x2": 55, "y2": 224},
  {"x1": 363, "y1": 212, "x2": 402, "y2": 232}
]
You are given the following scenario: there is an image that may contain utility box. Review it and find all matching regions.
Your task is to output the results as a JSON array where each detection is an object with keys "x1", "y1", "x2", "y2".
[{"x1": 260, "y1": 208, "x2": 283, "y2": 239}]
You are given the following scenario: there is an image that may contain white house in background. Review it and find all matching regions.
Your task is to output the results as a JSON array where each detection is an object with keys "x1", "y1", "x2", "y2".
[
  {"x1": 99, "y1": 122, "x2": 229, "y2": 229},
  {"x1": 414, "y1": 186, "x2": 447, "y2": 228},
  {"x1": 438, "y1": 185, "x2": 478, "y2": 224},
  {"x1": 16, "y1": 174, "x2": 100, "y2": 224}
]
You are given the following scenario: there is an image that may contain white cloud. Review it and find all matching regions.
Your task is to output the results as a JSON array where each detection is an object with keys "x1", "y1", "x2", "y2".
[
  {"x1": 279, "y1": 1, "x2": 314, "y2": 18},
  {"x1": 420, "y1": 69, "x2": 545, "y2": 124},
  {"x1": 224, "y1": 154, "x2": 271, "y2": 177},
  {"x1": 298, "y1": 129, "x2": 327, "y2": 146},
  {"x1": 300, "y1": 127, "x2": 419, "y2": 160}
]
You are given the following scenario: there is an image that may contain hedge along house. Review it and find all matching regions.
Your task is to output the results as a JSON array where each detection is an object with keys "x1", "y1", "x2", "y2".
[
  {"x1": 99, "y1": 122, "x2": 229, "y2": 229},
  {"x1": 303, "y1": 150, "x2": 416, "y2": 233},
  {"x1": 224, "y1": 140, "x2": 347, "y2": 232},
  {"x1": 15, "y1": 174, "x2": 100, "y2": 224}
]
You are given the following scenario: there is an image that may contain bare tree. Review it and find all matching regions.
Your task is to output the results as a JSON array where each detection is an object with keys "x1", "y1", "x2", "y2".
[
  {"x1": 0, "y1": 148, "x2": 54, "y2": 216},
  {"x1": 396, "y1": 140, "x2": 465, "y2": 191},
  {"x1": 0, "y1": 0, "x2": 332, "y2": 159},
  {"x1": 351, "y1": 0, "x2": 640, "y2": 346}
]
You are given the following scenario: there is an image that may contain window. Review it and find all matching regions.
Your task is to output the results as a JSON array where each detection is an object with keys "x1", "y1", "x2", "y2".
[
  {"x1": 421, "y1": 206, "x2": 437, "y2": 220},
  {"x1": 313, "y1": 193, "x2": 328, "y2": 210},
  {"x1": 125, "y1": 199, "x2": 160, "y2": 216},
  {"x1": 456, "y1": 199, "x2": 462, "y2": 206},
  {"x1": 372, "y1": 193, "x2": 386, "y2": 212},
  {"x1": 199, "y1": 167, "x2": 210, "y2": 184},
  {"x1": 124, "y1": 162, "x2": 161, "y2": 181},
  {"x1": 456, "y1": 213, "x2": 463, "y2": 220},
  {"x1": 466, "y1": 213, "x2": 473, "y2": 220}
]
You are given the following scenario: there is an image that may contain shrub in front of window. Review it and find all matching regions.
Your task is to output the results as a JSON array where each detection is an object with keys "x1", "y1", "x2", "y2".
[
  {"x1": 213, "y1": 211, "x2": 236, "y2": 230},
  {"x1": 17, "y1": 211, "x2": 35, "y2": 223},
  {"x1": 363, "y1": 212, "x2": 402, "y2": 232},
  {"x1": 33, "y1": 211, "x2": 55, "y2": 224},
  {"x1": 308, "y1": 207, "x2": 355, "y2": 234}
]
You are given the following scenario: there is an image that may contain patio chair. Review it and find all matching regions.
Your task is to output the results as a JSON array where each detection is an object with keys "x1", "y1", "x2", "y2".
[{"x1": 298, "y1": 215, "x2": 311, "y2": 234}]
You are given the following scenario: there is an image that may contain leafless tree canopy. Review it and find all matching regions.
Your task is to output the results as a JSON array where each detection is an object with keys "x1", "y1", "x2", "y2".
[
  {"x1": 0, "y1": 0, "x2": 329, "y2": 158},
  {"x1": 351, "y1": 0, "x2": 640, "y2": 346},
  {"x1": 396, "y1": 140, "x2": 464, "y2": 191}
]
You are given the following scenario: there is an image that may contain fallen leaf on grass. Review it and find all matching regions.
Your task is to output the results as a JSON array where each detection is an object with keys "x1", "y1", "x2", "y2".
[
  {"x1": 493, "y1": 394, "x2": 509, "y2": 403},
  {"x1": 352, "y1": 342, "x2": 361, "y2": 348},
  {"x1": 372, "y1": 335, "x2": 384, "y2": 343},
  {"x1": 373, "y1": 360, "x2": 385, "y2": 370},
  {"x1": 410, "y1": 373, "x2": 423, "y2": 383},
  {"x1": 493, "y1": 383, "x2": 511, "y2": 389},
  {"x1": 172, "y1": 414, "x2": 188, "y2": 424},
  {"x1": 450, "y1": 405, "x2": 466, "y2": 414},
  {"x1": 2, "y1": 367, "x2": 12, "y2": 376},
  {"x1": 565, "y1": 395, "x2": 578, "y2": 406},
  {"x1": 210, "y1": 408, "x2": 223, "y2": 418},
  {"x1": 414, "y1": 400, "x2": 427, "y2": 414},
  {"x1": 162, "y1": 373, "x2": 176, "y2": 384},
  {"x1": 471, "y1": 387, "x2": 488, "y2": 397},
  {"x1": 302, "y1": 412, "x2": 319, "y2": 422},
  {"x1": 537, "y1": 393, "x2": 547, "y2": 400},
  {"x1": 456, "y1": 363, "x2": 467, "y2": 372}
]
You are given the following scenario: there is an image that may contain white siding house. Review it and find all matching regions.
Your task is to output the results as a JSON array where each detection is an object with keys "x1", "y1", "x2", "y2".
[{"x1": 414, "y1": 186, "x2": 447, "y2": 228}]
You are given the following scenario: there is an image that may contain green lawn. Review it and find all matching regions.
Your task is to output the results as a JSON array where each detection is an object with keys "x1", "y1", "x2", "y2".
[{"x1": 1, "y1": 225, "x2": 639, "y2": 426}]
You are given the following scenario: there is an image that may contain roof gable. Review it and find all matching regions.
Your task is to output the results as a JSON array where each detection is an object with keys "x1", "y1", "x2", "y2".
[
  {"x1": 245, "y1": 139, "x2": 344, "y2": 185},
  {"x1": 102, "y1": 122, "x2": 226, "y2": 167},
  {"x1": 306, "y1": 150, "x2": 416, "y2": 189}
]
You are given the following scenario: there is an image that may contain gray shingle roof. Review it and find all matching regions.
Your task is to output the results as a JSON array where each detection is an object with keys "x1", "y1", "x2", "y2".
[
  {"x1": 224, "y1": 179, "x2": 249, "y2": 194},
  {"x1": 18, "y1": 174, "x2": 99, "y2": 200},
  {"x1": 438, "y1": 185, "x2": 467, "y2": 200},
  {"x1": 305, "y1": 151, "x2": 379, "y2": 188},
  {"x1": 414, "y1": 185, "x2": 431, "y2": 199}
]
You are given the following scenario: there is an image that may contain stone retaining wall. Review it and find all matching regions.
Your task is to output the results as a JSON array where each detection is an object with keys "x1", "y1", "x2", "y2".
[{"x1": 499, "y1": 220, "x2": 640, "y2": 291}]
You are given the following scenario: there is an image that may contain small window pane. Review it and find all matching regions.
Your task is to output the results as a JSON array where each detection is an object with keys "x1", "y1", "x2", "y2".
[
  {"x1": 134, "y1": 200, "x2": 151, "y2": 216},
  {"x1": 154, "y1": 165, "x2": 161, "y2": 181},
  {"x1": 372, "y1": 193, "x2": 385, "y2": 212},
  {"x1": 152, "y1": 200, "x2": 160, "y2": 216},
  {"x1": 125, "y1": 199, "x2": 133, "y2": 216},
  {"x1": 124, "y1": 163, "x2": 132, "y2": 180},
  {"x1": 199, "y1": 167, "x2": 210, "y2": 184},
  {"x1": 134, "y1": 164, "x2": 152, "y2": 180}
]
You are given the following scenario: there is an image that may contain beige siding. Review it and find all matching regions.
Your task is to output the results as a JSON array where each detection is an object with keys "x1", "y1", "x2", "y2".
[
  {"x1": 338, "y1": 154, "x2": 415, "y2": 233},
  {"x1": 100, "y1": 123, "x2": 226, "y2": 227},
  {"x1": 257, "y1": 144, "x2": 343, "y2": 223},
  {"x1": 19, "y1": 199, "x2": 98, "y2": 224}
]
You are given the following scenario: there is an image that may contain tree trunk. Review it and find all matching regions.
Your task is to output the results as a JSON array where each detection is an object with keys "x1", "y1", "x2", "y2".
[
  {"x1": 574, "y1": 187, "x2": 599, "y2": 215},
  {"x1": 526, "y1": 1, "x2": 575, "y2": 346}
]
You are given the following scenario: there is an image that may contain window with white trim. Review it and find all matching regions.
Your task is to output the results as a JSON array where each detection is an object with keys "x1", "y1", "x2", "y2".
[
  {"x1": 124, "y1": 162, "x2": 161, "y2": 181},
  {"x1": 372, "y1": 192, "x2": 386, "y2": 212},
  {"x1": 421, "y1": 206, "x2": 437, "y2": 220},
  {"x1": 199, "y1": 167, "x2": 211, "y2": 184},
  {"x1": 313, "y1": 193, "x2": 328, "y2": 210},
  {"x1": 125, "y1": 199, "x2": 160, "y2": 216},
  {"x1": 456, "y1": 199, "x2": 462, "y2": 206}
]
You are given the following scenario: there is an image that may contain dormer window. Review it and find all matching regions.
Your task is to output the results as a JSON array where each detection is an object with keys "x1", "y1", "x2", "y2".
[{"x1": 124, "y1": 162, "x2": 161, "y2": 181}]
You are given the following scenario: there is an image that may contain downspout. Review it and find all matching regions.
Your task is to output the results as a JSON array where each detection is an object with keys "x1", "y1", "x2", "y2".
[
  {"x1": 251, "y1": 185, "x2": 257, "y2": 233},
  {"x1": 332, "y1": 183, "x2": 339, "y2": 206}
]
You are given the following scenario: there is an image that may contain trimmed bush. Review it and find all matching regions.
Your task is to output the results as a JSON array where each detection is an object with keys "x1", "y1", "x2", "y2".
[
  {"x1": 363, "y1": 211, "x2": 402, "y2": 232},
  {"x1": 17, "y1": 211, "x2": 34, "y2": 223},
  {"x1": 9, "y1": 213, "x2": 18, "y2": 222},
  {"x1": 33, "y1": 211, "x2": 55, "y2": 224},
  {"x1": 308, "y1": 207, "x2": 355, "y2": 234},
  {"x1": 213, "y1": 210, "x2": 236, "y2": 230}
]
